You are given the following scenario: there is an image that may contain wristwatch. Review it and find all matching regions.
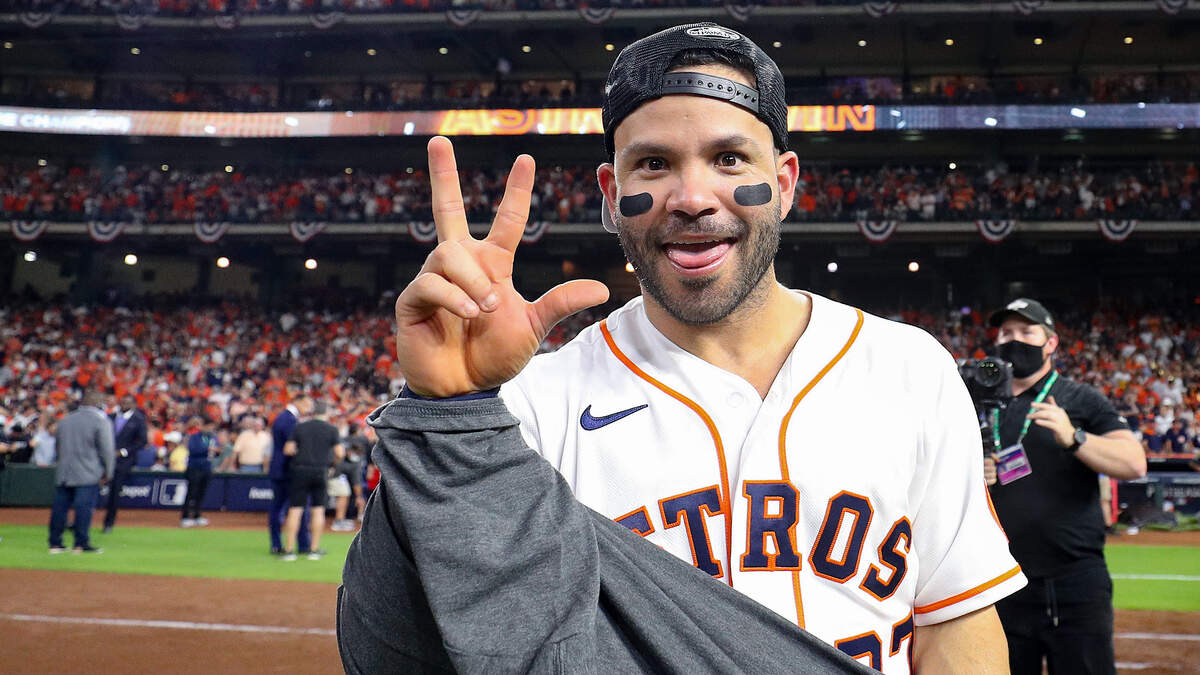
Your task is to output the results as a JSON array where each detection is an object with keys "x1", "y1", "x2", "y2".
[{"x1": 1067, "y1": 428, "x2": 1087, "y2": 453}]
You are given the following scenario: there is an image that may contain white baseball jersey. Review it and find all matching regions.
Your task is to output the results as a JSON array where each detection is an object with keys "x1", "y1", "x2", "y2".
[{"x1": 502, "y1": 291, "x2": 1026, "y2": 674}]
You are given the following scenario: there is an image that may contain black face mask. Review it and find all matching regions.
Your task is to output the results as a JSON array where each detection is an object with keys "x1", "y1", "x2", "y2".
[{"x1": 996, "y1": 340, "x2": 1048, "y2": 379}]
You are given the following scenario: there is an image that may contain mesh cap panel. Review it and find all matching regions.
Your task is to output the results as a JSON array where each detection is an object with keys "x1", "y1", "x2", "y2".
[{"x1": 602, "y1": 22, "x2": 789, "y2": 158}]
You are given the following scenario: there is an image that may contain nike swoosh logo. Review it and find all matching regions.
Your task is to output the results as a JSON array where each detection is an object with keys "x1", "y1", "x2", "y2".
[{"x1": 580, "y1": 404, "x2": 648, "y2": 431}]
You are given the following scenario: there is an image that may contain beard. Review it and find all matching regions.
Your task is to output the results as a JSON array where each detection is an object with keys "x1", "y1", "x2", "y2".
[{"x1": 615, "y1": 202, "x2": 781, "y2": 326}]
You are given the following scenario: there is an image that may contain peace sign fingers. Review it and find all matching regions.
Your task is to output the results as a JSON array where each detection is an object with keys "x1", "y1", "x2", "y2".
[
  {"x1": 486, "y1": 154, "x2": 536, "y2": 253},
  {"x1": 427, "y1": 136, "x2": 471, "y2": 243}
]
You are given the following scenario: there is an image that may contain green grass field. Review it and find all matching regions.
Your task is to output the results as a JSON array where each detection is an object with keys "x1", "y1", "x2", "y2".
[
  {"x1": 0, "y1": 524, "x2": 352, "y2": 584},
  {"x1": 1, "y1": 525, "x2": 1197, "y2": 612},
  {"x1": 1105, "y1": 544, "x2": 1200, "y2": 612}
]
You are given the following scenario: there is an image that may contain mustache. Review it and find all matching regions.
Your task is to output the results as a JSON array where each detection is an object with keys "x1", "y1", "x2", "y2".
[{"x1": 646, "y1": 214, "x2": 749, "y2": 244}]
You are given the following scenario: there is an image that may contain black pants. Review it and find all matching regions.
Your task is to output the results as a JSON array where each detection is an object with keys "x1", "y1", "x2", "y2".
[
  {"x1": 103, "y1": 459, "x2": 135, "y2": 528},
  {"x1": 995, "y1": 563, "x2": 1115, "y2": 675},
  {"x1": 182, "y1": 467, "x2": 212, "y2": 520}
]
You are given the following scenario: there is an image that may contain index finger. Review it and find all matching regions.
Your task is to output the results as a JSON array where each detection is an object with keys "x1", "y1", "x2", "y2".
[{"x1": 428, "y1": 136, "x2": 470, "y2": 243}]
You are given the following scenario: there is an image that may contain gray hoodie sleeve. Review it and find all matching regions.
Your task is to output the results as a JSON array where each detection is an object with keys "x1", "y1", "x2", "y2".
[{"x1": 337, "y1": 396, "x2": 870, "y2": 675}]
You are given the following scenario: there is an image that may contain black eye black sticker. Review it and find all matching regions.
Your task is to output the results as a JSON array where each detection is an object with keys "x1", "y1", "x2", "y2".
[
  {"x1": 733, "y1": 182, "x2": 772, "y2": 207},
  {"x1": 619, "y1": 193, "x2": 654, "y2": 217}
]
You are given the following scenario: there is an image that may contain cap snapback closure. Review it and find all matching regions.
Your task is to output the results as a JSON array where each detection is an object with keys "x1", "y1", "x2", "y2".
[{"x1": 660, "y1": 71, "x2": 760, "y2": 114}]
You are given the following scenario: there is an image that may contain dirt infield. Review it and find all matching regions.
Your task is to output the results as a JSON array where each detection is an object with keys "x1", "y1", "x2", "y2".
[{"x1": 1, "y1": 508, "x2": 1196, "y2": 673}]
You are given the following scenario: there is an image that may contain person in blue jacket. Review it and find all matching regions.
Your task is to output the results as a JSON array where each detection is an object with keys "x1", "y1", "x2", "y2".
[{"x1": 268, "y1": 394, "x2": 313, "y2": 554}]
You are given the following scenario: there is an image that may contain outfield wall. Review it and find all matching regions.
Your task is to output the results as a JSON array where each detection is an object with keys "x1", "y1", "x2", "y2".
[{"x1": 0, "y1": 466, "x2": 274, "y2": 512}]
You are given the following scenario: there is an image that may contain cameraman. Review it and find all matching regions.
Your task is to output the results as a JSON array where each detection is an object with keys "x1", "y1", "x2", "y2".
[{"x1": 983, "y1": 299, "x2": 1145, "y2": 675}]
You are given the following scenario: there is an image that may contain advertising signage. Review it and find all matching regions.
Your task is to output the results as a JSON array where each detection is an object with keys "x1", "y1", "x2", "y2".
[{"x1": 0, "y1": 103, "x2": 1194, "y2": 138}]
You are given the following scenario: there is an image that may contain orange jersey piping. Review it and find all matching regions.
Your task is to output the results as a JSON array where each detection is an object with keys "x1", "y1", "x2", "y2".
[
  {"x1": 914, "y1": 565, "x2": 1023, "y2": 615},
  {"x1": 777, "y1": 308, "x2": 865, "y2": 627},
  {"x1": 600, "y1": 320, "x2": 734, "y2": 587}
]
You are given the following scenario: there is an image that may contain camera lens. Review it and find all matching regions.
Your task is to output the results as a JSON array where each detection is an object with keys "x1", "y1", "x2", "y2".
[{"x1": 977, "y1": 359, "x2": 1003, "y2": 387}]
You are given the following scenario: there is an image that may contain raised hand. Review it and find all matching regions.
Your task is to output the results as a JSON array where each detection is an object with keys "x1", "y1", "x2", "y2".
[{"x1": 394, "y1": 136, "x2": 609, "y2": 398}]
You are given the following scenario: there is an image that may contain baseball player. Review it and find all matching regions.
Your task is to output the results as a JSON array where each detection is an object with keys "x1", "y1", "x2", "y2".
[{"x1": 384, "y1": 23, "x2": 1024, "y2": 674}]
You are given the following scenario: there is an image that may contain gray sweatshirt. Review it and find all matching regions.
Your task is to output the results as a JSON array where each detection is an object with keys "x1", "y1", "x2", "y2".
[
  {"x1": 337, "y1": 396, "x2": 871, "y2": 674},
  {"x1": 53, "y1": 406, "x2": 115, "y2": 486}
]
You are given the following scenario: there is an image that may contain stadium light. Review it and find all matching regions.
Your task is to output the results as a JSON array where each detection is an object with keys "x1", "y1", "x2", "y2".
[
  {"x1": 224, "y1": 165, "x2": 234, "y2": 173},
  {"x1": 403, "y1": 122, "x2": 415, "y2": 136},
  {"x1": 130, "y1": 47, "x2": 141, "y2": 55},
  {"x1": 948, "y1": 162, "x2": 957, "y2": 170},
  {"x1": 522, "y1": 45, "x2": 532, "y2": 53},
  {"x1": 827, "y1": 261, "x2": 838, "y2": 273},
  {"x1": 1033, "y1": 37, "x2": 1044, "y2": 46},
  {"x1": 366, "y1": 48, "x2": 377, "y2": 56},
  {"x1": 205, "y1": 125, "x2": 217, "y2": 134},
  {"x1": 605, "y1": 43, "x2": 615, "y2": 51},
  {"x1": 944, "y1": 38, "x2": 954, "y2": 46},
  {"x1": 284, "y1": 116, "x2": 299, "y2": 127},
  {"x1": 160, "y1": 164, "x2": 169, "y2": 171},
  {"x1": 3, "y1": 42, "x2": 12, "y2": 50},
  {"x1": 305, "y1": 258, "x2": 318, "y2": 270},
  {"x1": 772, "y1": 41, "x2": 782, "y2": 48},
  {"x1": 907, "y1": 261, "x2": 920, "y2": 273},
  {"x1": 1070, "y1": 107, "x2": 1087, "y2": 118},
  {"x1": 1137, "y1": 102, "x2": 1146, "y2": 109},
  {"x1": 23, "y1": 251, "x2": 37, "y2": 262},
  {"x1": 624, "y1": 262, "x2": 635, "y2": 273},
  {"x1": 984, "y1": 117, "x2": 998, "y2": 127},
  {"x1": 438, "y1": 46, "x2": 449, "y2": 55},
  {"x1": 1123, "y1": 36, "x2": 1133, "y2": 45},
  {"x1": 37, "y1": 158, "x2": 47, "y2": 166},
  {"x1": 344, "y1": 167, "x2": 353, "y2": 174},
  {"x1": 857, "y1": 40, "x2": 867, "y2": 47},
  {"x1": 216, "y1": 257, "x2": 230, "y2": 268},
  {"x1": 124, "y1": 254, "x2": 138, "y2": 266}
]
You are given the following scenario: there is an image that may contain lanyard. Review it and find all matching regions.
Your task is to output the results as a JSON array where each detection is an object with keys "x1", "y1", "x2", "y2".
[{"x1": 992, "y1": 370, "x2": 1059, "y2": 449}]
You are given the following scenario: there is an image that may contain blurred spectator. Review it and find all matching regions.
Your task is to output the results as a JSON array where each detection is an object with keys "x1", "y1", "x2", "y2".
[
  {"x1": 181, "y1": 414, "x2": 218, "y2": 528},
  {"x1": 4, "y1": 423, "x2": 33, "y2": 463},
  {"x1": 166, "y1": 431, "x2": 188, "y2": 471},
  {"x1": 31, "y1": 417, "x2": 57, "y2": 466},
  {"x1": 2, "y1": 158, "x2": 1196, "y2": 225},
  {"x1": 228, "y1": 415, "x2": 271, "y2": 473},
  {"x1": 103, "y1": 392, "x2": 149, "y2": 533}
]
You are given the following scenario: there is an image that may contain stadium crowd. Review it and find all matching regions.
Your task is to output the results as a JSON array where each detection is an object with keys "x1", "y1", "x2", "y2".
[
  {"x1": 6, "y1": 71, "x2": 1199, "y2": 112},
  {"x1": 0, "y1": 297, "x2": 1196, "y2": 472},
  {"x1": 2, "y1": 159, "x2": 1196, "y2": 224}
]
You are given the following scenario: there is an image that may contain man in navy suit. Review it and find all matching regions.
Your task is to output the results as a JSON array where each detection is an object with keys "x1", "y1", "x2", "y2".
[
  {"x1": 103, "y1": 394, "x2": 148, "y2": 533},
  {"x1": 269, "y1": 394, "x2": 313, "y2": 555}
]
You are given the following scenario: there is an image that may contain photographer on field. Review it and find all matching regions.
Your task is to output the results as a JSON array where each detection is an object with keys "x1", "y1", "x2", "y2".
[{"x1": 983, "y1": 298, "x2": 1146, "y2": 675}]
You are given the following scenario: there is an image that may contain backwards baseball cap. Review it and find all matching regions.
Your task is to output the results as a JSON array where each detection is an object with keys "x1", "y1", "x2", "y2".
[
  {"x1": 601, "y1": 22, "x2": 789, "y2": 158},
  {"x1": 988, "y1": 298, "x2": 1056, "y2": 331}
]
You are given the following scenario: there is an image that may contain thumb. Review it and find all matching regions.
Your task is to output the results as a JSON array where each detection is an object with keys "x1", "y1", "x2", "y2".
[
  {"x1": 1047, "y1": 395, "x2": 1057, "y2": 407},
  {"x1": 530, "y1": 279, "x2": 610, "y2": 336}
]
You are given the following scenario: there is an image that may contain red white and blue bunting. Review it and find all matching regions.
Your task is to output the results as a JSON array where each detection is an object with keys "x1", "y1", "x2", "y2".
[
  {"x1": 520, "y1": 221, "x2": 551, "y2": 245},
  {"x1": 311, "y1": 11, "x2": 345, "y2": 30},
  {"x1": 87, "y1": 221, "x2": 126, "y2": 243},
  {"x1": 10, "y1": 220, "x2": 49, "y2": 242},
  {"x1": 577, "y1": 4, "x2": 615, "y2": 25},
  {"x1": 856, "y1": 219, "x2": 898, "y2": 243},
  {"x1": 289, "y1": 221, "x2": 326, "y2": 243},
  {"x1": 1155, "y1": 0, "x2": 1188, "y2": 15},
  {"x1": 212, "y1": 12, "x2": 240, "y2": 30},
  {"x1": 19, "y1": 11, "x2": 57, "y2": 29},
  {"x1": 445, "y1": 7, "x2": 481, "y2": 27},
  {"x1": 115, "y1": 8, "x2": 151, "y2": 31},
  {"x1": 723, "y1": 1, "x2": 756, "y2": 22},
  {"x1": 1097, "y1": 219, "x2": 1137, "y2": 242},
  {"x1": 976, "y1": 219, "x2": 1016, "y2": 243},
  {"x1": 862, "y1": 1, "x2": 897, "y2": 18},
  {"x1": 194, "y1": 221, "x2": 231, "y2": 244},
  {"x1": 1012, "y1": 0, "x2": 1047, "y2": 16},
  {"x1": 407, "y1": 221, "x2": 438, "y2": 244}
]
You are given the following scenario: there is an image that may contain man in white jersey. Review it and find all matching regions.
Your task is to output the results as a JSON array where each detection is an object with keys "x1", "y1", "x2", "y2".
[{"x1": 388, "y1": 22, "x2": 1024, "y2": 674}]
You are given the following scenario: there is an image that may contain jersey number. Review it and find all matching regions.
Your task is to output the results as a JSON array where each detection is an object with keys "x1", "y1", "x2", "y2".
[{"x1": 835, "y1": 613, "x2": 914, "y2": 671}]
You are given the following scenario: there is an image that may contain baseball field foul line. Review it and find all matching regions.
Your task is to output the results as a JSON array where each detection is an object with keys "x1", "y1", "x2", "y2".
[
  {"x1": 1110, "y1": 574, "x2": 1200, "y2": 582},
  {"x1": 1115, "y1": 632, "x2": 1200, "y2": 642},
  {"x1": 0, "y1": 613, "x2": 335, "y2": 636}
]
